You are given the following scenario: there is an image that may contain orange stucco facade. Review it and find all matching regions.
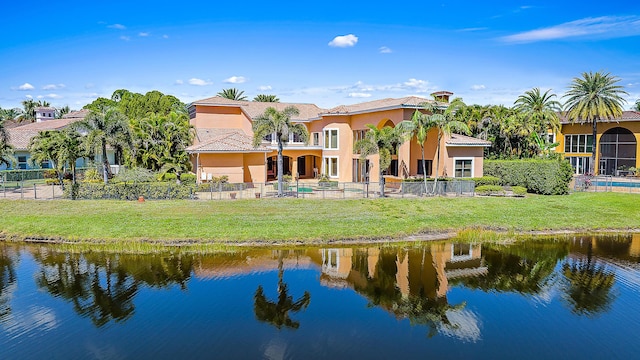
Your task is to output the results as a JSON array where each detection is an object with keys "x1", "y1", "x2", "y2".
[{"x1": 187, "y1": 96, "x2": 489, "y2": 184}]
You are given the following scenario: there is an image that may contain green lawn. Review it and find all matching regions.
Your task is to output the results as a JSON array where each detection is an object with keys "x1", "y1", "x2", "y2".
[{"x1": 0, "y1": 192, "x2": 638, "y2": 244}]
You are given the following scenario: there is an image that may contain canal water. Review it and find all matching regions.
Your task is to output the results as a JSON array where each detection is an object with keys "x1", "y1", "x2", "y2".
[{"x1": 1, "y1": 234, "x2": 640, "y2": 359}]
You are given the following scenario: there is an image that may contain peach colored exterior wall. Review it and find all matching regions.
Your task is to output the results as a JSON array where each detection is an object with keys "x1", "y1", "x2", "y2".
[
  {"x1": 191, "y1": 105, "x2": 254, "y2": 136},
  {"x1": 191, "y1": 104, "x2": 487, "y2": 183},
  {"x1": 197, "y1": 153, "x2": 266, "y2": 183}
]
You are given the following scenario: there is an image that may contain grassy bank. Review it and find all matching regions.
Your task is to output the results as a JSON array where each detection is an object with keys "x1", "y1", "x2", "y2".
[{"x1": 0, "y1": 192, "x2": 638, "y2": 245}]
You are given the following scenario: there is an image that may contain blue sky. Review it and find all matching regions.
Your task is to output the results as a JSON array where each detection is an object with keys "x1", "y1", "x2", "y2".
[{"x1": 2, "y1": 0, "x2": 639, "y2": 110}]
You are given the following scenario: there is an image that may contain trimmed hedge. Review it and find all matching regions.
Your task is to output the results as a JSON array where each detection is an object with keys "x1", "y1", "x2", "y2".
[
  {"x1": 484, "y1": 159, "x2": 573, "y2": 195},
  {"x1": 65, "y1": 182, "x2": 194, "y2": 200},
  {"x1": 475, "y1": 185, "x2": 505, "y2": 196}
]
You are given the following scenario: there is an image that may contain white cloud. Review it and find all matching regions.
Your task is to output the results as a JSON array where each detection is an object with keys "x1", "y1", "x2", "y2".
[
  {"x1": 25, "y1": 94, "x2": 32, "y2": 99},
  {"x1": 457, "y1": 27, "x2": 488, "y2": 32},
  {"x1": 120, "y1": 36, "x2": 131, "y2": 41},
  {"x1": 328, "y1": 34, "x2": 358, "y2": 48},
  {"x1": 189, "y1": 78, "x2": 213, "y2": 86},
  {"x1": 224, "y1": 76, "x2": 247, "y2": 84},
  {"x1": 258, "y1": 85, "x2": 272, "y2": 91},
  {"x1": 162, "y1": 34, "x2": 169, "y2": 39},
  {"x1": 501, "y1": 16, "x2": 640, "y2": 43},
  {"x1": 471, "y1": 84, "x2": 486, "y2": 90},
  {"x1": 175, "y1": 79, "x2": 184, "y2": 85},
  {"x1": 42, "y1": 84, "x2": 65, "y2": 90},
  {"x1": 348, "y1": 92, "x2": 372, "y2": 98},
  {"x1": 139, "y1": 32, "x2": 150, "y2": 37},
  {"x1": 379, "y1": 46, "x2": 392, "y2": 54},
  {"x1": 108, "y1": 23, "x2": 126, "y2": 30},
  {"x1": 45, "y1": 93, "x2": 62, "y2": 99},
  {"x1": 85, "y1": 83, "x2": 95, "y2": 89},
  {"x1": 17, "y1": 83, "x2": 34, "y2": 91}
]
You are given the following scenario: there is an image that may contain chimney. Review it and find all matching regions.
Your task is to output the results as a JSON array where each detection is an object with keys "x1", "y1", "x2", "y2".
[{"x1": 430, "y1": 91, "x2": 454, "y2": 103}]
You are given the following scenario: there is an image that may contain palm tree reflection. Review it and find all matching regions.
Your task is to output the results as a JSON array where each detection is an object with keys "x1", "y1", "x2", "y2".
[
  {"x1": 562, "y1": 240, "x2": 616, "y2": 317},
  {"x1": 254, "y1": 251, "x2": 311, "y2": 329},
  {"x1": 0, "y1": 244, "x2": 17, "y2": 322}
]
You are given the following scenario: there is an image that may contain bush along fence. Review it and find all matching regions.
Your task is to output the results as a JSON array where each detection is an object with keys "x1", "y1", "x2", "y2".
[
  {"x1": 483, "y1": 159, "x2": 574, "y2": 195},
  {"x1": 61, "y1": 179, "x2": 477, "y2": 200}
]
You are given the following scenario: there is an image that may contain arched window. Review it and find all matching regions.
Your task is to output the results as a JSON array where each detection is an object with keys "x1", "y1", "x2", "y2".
[{"x1": 599, "y1": 127, "x2": 636, "y2": 176}]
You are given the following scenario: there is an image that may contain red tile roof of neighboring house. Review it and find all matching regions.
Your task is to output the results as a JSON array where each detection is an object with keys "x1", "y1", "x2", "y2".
[
  {"x1": 7, "y1": 118, "x2": 84, "y2": 150},
  {"x1": 186, "y1": 129, "x2": 269, "y2": 153},
  {"x1": 62, "y1": 109, "x2": 90, "y2": 119},
  {"x1": 323, "y1": 96, "x2": 441, "y2": 115},
  {"x1": 560, "y1": 110, "x2": 640, "y2": 124},
  {"x1": 190, "y1": 97, "x2": 325, "y2": 121},
  {"x1": 446, "y1": 134, "x2": 491, "y2": 147}
]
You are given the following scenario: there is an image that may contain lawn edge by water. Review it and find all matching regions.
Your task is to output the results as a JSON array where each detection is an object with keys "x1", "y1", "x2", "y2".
[{"x1": 0, "y1": 192, "x2": 638, "y2": 248}]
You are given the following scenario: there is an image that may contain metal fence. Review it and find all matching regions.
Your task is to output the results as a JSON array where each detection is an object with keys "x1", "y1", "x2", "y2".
[
  {"x1": 574, "y1": 175, "x2": 640, "y2": 194},
  {"x1": 0, "y1": 180, "x2": 477, "y2": 200}
]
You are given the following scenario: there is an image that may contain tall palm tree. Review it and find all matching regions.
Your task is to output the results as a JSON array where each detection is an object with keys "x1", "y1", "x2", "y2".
[
  {"x1": 74, "y1": 109, "x2": 130, "y2": 184},
  {"x1": 217, "y1": 88, "x2": 247, "y2": 101},
  {"x1": 354, "y1": 125, "x2": 408, "y2": 197},
  {"x1": 0, "y1": 119, "x2": 15, "y2": 169},
  {"x1": 398, "y1": 104, "x2": 439, "y2": 194},
  {"x1": 432, "y1": 98, "x2": 471, "y2": 191},
  {"x1": 17, "y1": 100, "x2": 50, "y2": 123},
  {"x1": 55, "y1": 105, "x2": 71, "y2": 119},
  {"x1": 514, "y1": 88, "x2": 562, "y2": 135},
  {"x1": 253, "y1": 94, "x2": 280, "y2": 102},
  {"x1": 252, "y1": 106, "x2": 308, "y2": 197},
  {"x1": 29, "y1": 130, "x2": 62, "y2": 177},
  {"x1": 634, "y1": 99, "x2": 640, "y2": 112},
  {"x1": 563, "y1": 71, "x2": 628, "y2": 175}
]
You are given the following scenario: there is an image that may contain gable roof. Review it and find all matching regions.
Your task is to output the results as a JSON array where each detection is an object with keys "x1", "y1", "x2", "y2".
[
  {"x1": 190, "y1": 96, "x2": 325, "y2": 121},
  {"x1": 62, "y1": 108, "x2": 90, "y2": 119},
  {"x1": 446, "y1": 134, "x2": 491, "y2": 147},
  {"x1": 186, "y1": 129, "x2": 269, "y2": 153}
]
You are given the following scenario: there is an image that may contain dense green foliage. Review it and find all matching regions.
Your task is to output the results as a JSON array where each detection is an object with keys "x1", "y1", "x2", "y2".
[
  {"x1": 484, "y1": 159, "x2": 574, "y2": 195},
  {"x1": 65, "y1": 182, "x2": 194, "y2": 200},
  {"x1": 475, "y1": 185, "x2": 505, "y2": 195}
]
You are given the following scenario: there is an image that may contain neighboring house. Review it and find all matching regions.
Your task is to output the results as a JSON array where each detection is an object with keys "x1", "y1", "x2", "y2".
[
  {"x1": 555, "y1": 111, "x2": 640, "y2": 175},
  {"x1": 187, "y1": 92, "x2": 490, "y2": 184},
  {"x1": 3, "y1": 108, "x2": 114, "y2": 170}
]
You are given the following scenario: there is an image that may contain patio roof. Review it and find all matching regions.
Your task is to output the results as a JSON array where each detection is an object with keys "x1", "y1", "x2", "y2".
[
  {"x1": 186, "y1": 129, "x2": 269, "y2": 153},
  {"x1": 446, "y1": 134, "x2": 491, "y2": 147},
  {"x1": 190, "y1": 96, "x2": 325, "y2": 122}
]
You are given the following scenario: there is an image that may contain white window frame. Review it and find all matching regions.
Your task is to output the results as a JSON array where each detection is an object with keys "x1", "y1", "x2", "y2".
[
  {"x1": 453, "y1": 157, "x2": 474, "y2": 178},
  {"x1": 324, "y1": 128, "x2": 339, "y2": 150},
  {"x1": 312, "y1": 132, "x2": 320, "y2": 146},
  {"x1": 322, "y1": 156, "x2": 339, "y2": 178}
]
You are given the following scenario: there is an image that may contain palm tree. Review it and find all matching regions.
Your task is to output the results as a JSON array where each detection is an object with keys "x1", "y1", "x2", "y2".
[
  {"x1": 514, "y1": 88, "x2": 562, "y2": 135},
  {"x1": 398, "y1": 105, "x2": 439, "y2": 195},
  {"x1": 252, "y1": 106, "x2": 308, "y2": 197},
  {"x1": 55, "y1": 105, "x2": 71, "y2": 119},
  {"x1": 432, "y1": 98, "x2": 471, "y2": 191},
  {"x1": 354, "y1": 125, "x2": 408, "y2": 197},
  {"x1": 563, "y1": 71, "x2": 628, "y2": 175},
  {"x1": 253, "y1": 94, "x2": 280, "y2": 102},
  {"x1": 634, "y1": 99, "x2": 640, "y2": 112},
  {"x1": 29, "y1": 130, "x2": 63, "y2": 180},
  {"x1": 0, "y1": 119, "x2": 15, "y2": 169},
  {"x1": 74, "y1": 109, "x2": 130, "y2": 184},
  {"x1": 217, "y1": 88, "x2": 247, "y2": 101}
]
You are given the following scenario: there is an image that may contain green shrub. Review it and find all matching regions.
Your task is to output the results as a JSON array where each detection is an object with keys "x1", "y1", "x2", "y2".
[
  {"x1": 43, "y1": 169, "x2": 58, "y2": 179},
  {"x1": 180, "y1": 172, "x2": 196, "y2": 184},
  {"x1": 475, "y1": 185, "x2": 505, "y2": 196},
  {"x1": 111, "y1": 167, "x2": 155, "y2": 183},
  {"x1": 511, "y1": 186, "x2": 528, "y2": 196},
  {"x1": 158, "y1": 173, "x2": 178, "y2": 182},
  {"x1": 484, "y1": 159, "x2": 573, "y2": 195},
  {"x1": 471, "y1": 176, "x2": 501, "y2": 187},
  {"x1": 45, "y1": 179, "x2": 59, "y2": 185},
  {"x1": 82, "y1": 168, "x2": 102, "y2": 182},
  {"x1": 64, "y1": 182, "x2": 195, "y2": 200}
]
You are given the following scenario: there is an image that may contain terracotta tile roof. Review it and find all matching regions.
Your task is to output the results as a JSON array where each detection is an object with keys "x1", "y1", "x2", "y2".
[
  {"x1": 446, "y1": 134, "x2": 491, "y2": 147},
  {"x1": 62, "y1": 109, "x2": 90, "y2": 119},
  {"x1": 190, "y1": 96, "x2": 325, "y2": 121},
  {"x1": 323, "y1": 96, "x2": 441, "y2": 115},
  {"x1": 7, "y1": 118, "x2": 82, "y2": 150},
  {"x1": 186, "y1": 129, "x2": 269, "y2": 153},
  {"x1": 560, "y1": 110, "x2": 640, "y2": 124}
]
